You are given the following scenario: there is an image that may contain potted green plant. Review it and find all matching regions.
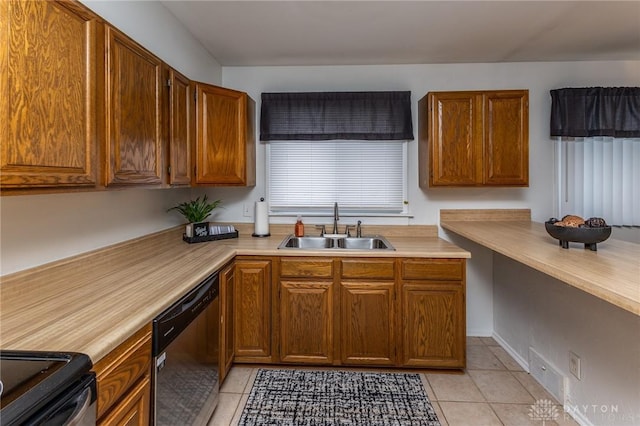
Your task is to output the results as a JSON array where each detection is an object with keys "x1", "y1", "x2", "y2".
[{"x1": 167, "y1": 195, "x2": 222, "y2": 237}]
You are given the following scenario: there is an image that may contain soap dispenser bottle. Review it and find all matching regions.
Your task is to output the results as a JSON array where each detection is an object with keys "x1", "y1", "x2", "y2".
[{"x1": 295, "y1": 216, "x2": 304, "y2": 237}]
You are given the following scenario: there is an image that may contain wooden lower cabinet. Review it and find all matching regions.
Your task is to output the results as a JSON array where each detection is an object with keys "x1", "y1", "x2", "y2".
[
  {"x1": 230, "y1": 256, "x2": 465, "y2": 370},
  {"x1": 280, "y1": 280, "x2": 334, "y2": 364},
  {"x1": 401, "y1": 283, "x2": 465, "y2": 368},
  {"x1": 339, "y1": 258, "x2": 396, "y2": 365},
  {"x1": 97, "y1": 375, "x2": 150, "y2": 426},
  {"x1": 233, "y1": 258, "x2": 273, "y2": 362},
  {"x1": 340, "y1": 281, "x2": 395, "y2": 365},
  {"x1": 401, "y1": 258, "x2": 466, "y2": 368},
  {"x1": 219, "y1": 262, "x2": 235, "y2": 383},
  {"x1": 93, "y1": 323, "x2": 152, "y2": 425}
]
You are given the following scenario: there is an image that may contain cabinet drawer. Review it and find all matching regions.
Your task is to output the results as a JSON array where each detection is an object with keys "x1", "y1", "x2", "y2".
[
  {"x1": 341, "y1": 259, "x2": 395, "y2": 280},
  {"x1": 401, "y1": 259, "x2": 463, "y2": 281},
  {"x1": 94, "y1": 324, "x2": 152, "y2": 418},
  {"x1": 280, "y1": 258, "x2": 333, "y2": 278}
]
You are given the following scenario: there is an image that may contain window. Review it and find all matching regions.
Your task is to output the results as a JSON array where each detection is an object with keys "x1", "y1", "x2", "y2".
[
  {"x1": 550, "y1": 87, "x2": 640, "y2": 226},
  {"x1": 556, "y1": 137, "x2": 640, "y2": 226},
  {"x1": 268, "y1": 140, "x2": 407, "y2": 215},
  {"x1": 261, "y1": 91, "x2": 413, "y2": 215}
]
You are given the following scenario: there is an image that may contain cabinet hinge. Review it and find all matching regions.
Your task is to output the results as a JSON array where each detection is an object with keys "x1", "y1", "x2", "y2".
[
  {"x1": 167, "y1": 79, "x2": 172, "y2": 88},
  {"x1": 167, "y1": 165, "x2": 171, "y2": 175},
  {"x1": 194, "y1": 91, "x2": 197, "y2": 102}
]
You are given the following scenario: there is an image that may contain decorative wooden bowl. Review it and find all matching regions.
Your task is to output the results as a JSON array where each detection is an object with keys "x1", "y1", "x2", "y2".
[{"x1": 544, "y1": 221, "x2": 611, "y2": 251}]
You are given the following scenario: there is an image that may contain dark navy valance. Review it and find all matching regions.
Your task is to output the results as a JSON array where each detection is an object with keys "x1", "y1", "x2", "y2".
[
  {"x1": 260, "y1": 91, "x2": 414, "y2": 141},
  {"x1": 550, "y1": 87, "x2": 640, "y2": 138}
]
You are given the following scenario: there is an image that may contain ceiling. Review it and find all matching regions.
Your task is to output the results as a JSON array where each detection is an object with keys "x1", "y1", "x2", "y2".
[{"x1": 161, "y1": 1, "x2": 640, "y2": 67}]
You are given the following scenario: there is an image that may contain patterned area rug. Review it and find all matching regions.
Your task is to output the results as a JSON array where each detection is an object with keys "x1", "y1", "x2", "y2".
[{"x1": 239, "y1": 369, "x2": 440, "y2": 426}]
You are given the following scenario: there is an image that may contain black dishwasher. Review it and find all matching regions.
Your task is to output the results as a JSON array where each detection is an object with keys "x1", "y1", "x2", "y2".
[{"x1": 151, "y1": 272, "x2": 220, "y2": 426}]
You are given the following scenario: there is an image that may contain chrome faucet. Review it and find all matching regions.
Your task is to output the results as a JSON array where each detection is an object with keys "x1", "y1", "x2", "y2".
[{"x1": 332, "y1": 202, "x2": 339, "y2": 234}]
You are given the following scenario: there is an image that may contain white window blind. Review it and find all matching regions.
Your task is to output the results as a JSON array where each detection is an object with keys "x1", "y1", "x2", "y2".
[
  {"x1": 558, "y1": 137, "x2": 640, "y2": 226},
  {"x1": 268, "y1": 140, "x2": 406, "y2": 214}
]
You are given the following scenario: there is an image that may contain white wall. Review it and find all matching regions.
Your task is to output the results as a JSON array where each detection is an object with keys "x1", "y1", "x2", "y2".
[
  {"x1": 218, "y1": 61, "x2": 640, "y2": 336},
  {"x1": 80, "y1": 1, "x2": 222, "y2": 83},
  {"x1": 220, "y1": 61, "x2": 640, "y2": 227},
  {"x1": 0, "y1": 1, "x2": 222, "y2": 276},
  {"x1": 493, "y1": 254, "x2": 640, "y2": 426}
]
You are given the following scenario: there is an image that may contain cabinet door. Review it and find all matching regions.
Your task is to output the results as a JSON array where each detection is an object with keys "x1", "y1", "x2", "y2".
[
  {"x1": 280, "y1": 280, "x2": 333, "y2": 364},
  {"x1": 427, "y1": 92, "x2": 483, "y2": 186},
  {"x1": 194, "y1": 83, "x2": 255, "y2": 186},
  {"x1": 94, "y1": 325, "x2": 151, "y2": 419},
  {"x1": 1, "y1": 1, "x2": 101, "y2": 190},
  {"x1": 98, "y1": 376, "x2": 150, "y2": 426},
  {"x1": 104, "y1": 26, "x2": 164, "y2": 186},
  {"x1": 219, "y1": 263, "x2": 235, "y2": 384},
  {"x1": 401, "y1": 282, "x2": 465, "y2": 368},
  {"x1": 340, "y1": 282, "x2": 395, "y2": 365},
  {"x1": 483, "y1": 90, "x2": 529, "y2": 186},
  {"x1": 168, "y1": 68, "x2": 193, "y2": 186},
  {"x1": 234, "y1": 260, "x2": 272, "y2": 361}
]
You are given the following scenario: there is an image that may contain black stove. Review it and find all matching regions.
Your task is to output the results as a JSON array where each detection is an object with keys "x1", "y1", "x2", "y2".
[{"x1": 0, "y1": 350, "x2": 96, "y2": 425}]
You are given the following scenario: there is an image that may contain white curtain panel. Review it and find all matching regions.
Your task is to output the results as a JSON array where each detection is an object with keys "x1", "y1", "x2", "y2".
[{"x1": 560, "y1": 137, "x2": 640, "y2": 226}]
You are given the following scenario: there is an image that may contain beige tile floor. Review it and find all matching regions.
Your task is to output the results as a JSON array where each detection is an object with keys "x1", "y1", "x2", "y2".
[{"x1": 208, "y1": 337, "x2": 580, "y2": 426}]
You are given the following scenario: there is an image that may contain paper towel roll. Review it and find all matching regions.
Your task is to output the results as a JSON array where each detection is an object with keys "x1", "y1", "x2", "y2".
[{"x1": 253, "y1": 200, "x2": 270, "y2": 237}]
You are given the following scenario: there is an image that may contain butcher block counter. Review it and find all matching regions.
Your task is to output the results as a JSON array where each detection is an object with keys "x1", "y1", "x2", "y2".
[
  {"x1": 0, "y1": 224, "x2": 469, "y2": 363},
  {"x1": 440, "y1": 209, "x2": 640, "y2": 316}
]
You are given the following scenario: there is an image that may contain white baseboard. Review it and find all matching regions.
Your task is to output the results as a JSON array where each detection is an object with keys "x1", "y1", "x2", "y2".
[
  {"x1": 491, "y1": 332, "x2": 591, "y2": 426},
  {"x1": 563, "y1": 406, "x2": 595, "y2": 426},
  {"x1": 491, "y1": 332, "x2": 529, "y2": 371},
  {"x1": 466, "y1": 328, "x2": 493, "y2": 337}
]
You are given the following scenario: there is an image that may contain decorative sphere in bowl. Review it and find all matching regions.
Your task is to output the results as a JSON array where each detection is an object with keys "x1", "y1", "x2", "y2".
[{"x1": 544, "y1": 216, "x2": 611, "y2": 251}]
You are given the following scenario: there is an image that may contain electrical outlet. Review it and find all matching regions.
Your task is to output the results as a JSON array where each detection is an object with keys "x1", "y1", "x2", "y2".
[
  {"x1": 569, "y1": 351, "x2": 581, "y2": 380},
  {"x1": 243, "y1": 203, "x2": 251, "y2": 217}
]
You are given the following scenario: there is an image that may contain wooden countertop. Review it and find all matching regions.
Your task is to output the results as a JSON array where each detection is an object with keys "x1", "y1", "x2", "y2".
[
  {"x1": 0, "y1": 224, "x2": 469, "y2": 363},
  {"x1": 440, "y1": 209, "x2": 640, "y2": 316}
]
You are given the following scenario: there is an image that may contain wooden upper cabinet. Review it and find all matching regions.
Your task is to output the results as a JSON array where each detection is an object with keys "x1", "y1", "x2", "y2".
[
  {"x1": 483, "y1": 91, "x2": 529, "y2": 185},
  {"x1": 194, "y1": 83, "x2": 256, "y2": 186},
  {"x1": 419, "y1": 92, "x2": 483, "y2": 186},
  {"x1": 168, "y1": 68, "x2": 193, "y2": 186},
  {"x1": 104, "y1": 25, "x2": 164, "y2": 187},
  {"x1": 419, "y1": 90, "x2": 528, "y2": 187},
  {"x1": 1, "y1": 0, "x2": 102, "y2": 191}
]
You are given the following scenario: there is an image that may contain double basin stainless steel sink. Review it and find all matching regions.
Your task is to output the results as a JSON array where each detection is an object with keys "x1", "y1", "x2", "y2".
[{"x1": 278, "y1": 235, "x2": 395, "y2": 251}]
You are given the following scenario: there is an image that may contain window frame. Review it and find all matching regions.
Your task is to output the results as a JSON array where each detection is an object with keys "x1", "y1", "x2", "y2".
[
  {"x1": 554, "y1": 136, "x2": 640, "y2": 227},
  {"x1": 265, "y1": 140, "x2": 410, "y2": 217}
]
